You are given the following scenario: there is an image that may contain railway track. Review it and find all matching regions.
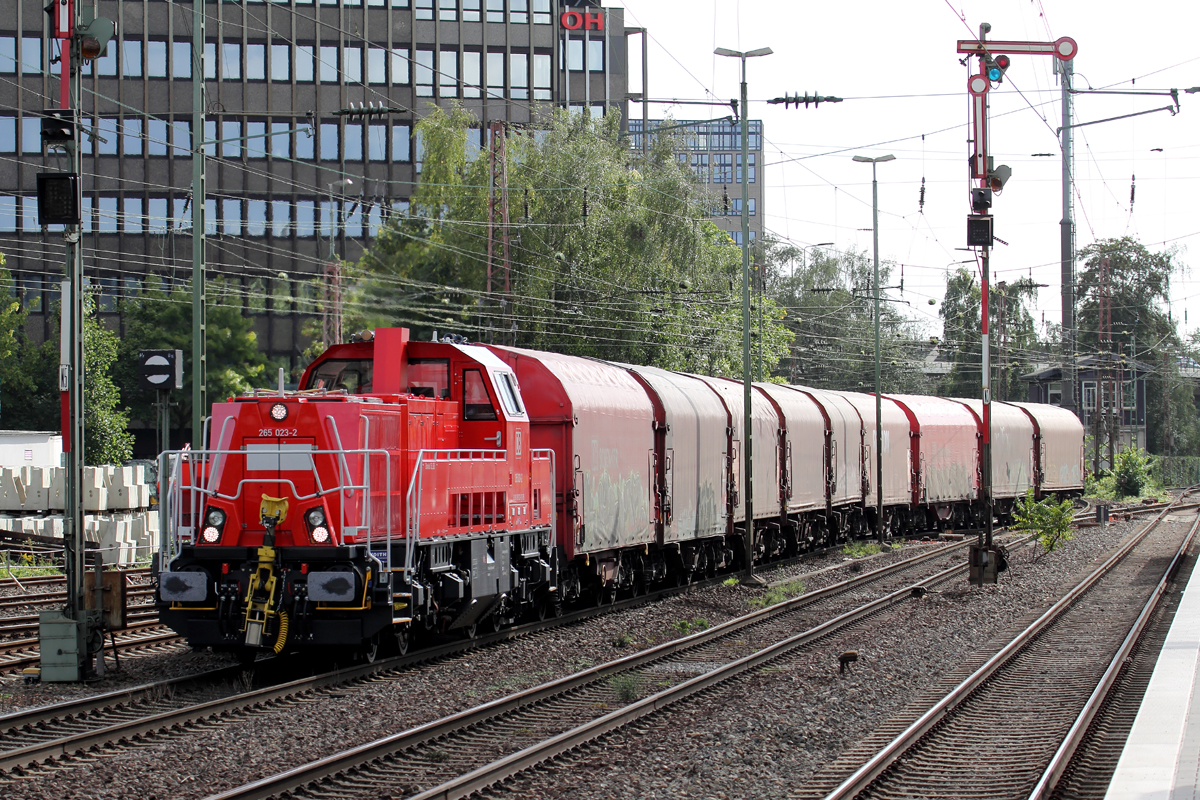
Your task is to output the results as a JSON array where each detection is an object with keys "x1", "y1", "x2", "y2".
[
  {"x1": 0, "y1": 537, "x2": 979, "y2": 783},
  {"x1": 0, "y1": 623, "x2": 185, "y2": 674},
  {"x1": 802, "y1": 492, "x2": 1199, "y2": 800},
  {"x1": 0, "y1": 586, "x2": 155, "y2": 613},
  {"x1": 199, "y1": 533, "x2": 1014, "y2": 800}
]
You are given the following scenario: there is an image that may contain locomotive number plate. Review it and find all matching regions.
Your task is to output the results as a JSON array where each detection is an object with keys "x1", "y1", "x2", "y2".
[{"x1": 258, "y1": 428, "x2": 299, "y2": 437}]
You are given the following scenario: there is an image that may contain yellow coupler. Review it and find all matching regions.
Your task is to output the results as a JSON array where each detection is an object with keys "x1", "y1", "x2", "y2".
[{"x1": 243, "y1": 495, "x2": 289, "y2": 648}]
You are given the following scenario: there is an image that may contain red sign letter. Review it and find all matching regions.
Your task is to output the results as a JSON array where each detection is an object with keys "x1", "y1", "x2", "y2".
[
  {"x1": 585, "y1": 10, "x2": 604, "y2": 31},
  {"x1": 560, "y1": 10, "x2": 583, "y2": 30}
]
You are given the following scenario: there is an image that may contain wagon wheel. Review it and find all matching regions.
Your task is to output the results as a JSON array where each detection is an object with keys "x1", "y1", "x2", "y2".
[
  {"x1": 461, "y1": 621, "x2": 479, "y2": 640},
  {"x1": 395, "y1": 625, "x2": 411, "y2": 656},
  {"x1": 363, "y1": 635, "x2": 380, "y2": 663},
  {"x1": 486, "y1": 612, "x2": 503, "y2": 634}
]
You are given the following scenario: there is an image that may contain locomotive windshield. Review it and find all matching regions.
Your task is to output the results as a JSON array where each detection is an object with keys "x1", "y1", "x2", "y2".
[
  {"x1": 305, "y1": 359, "x2": 373, "y2": 393},
  {"x1": 409, "y1": 359, "x2": 450, "y2": 399}
]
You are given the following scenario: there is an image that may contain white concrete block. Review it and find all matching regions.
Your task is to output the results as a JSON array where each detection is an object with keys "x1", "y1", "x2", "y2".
[
  {"x1": 0, "y1": 469, "x2": 25, "y2": 511},
  {"x1": 22, "y1": 486, "x2": 50, "y2": 512},
  {"x1": 108, "y1": 467, "x2": 134, "y2": 488}
]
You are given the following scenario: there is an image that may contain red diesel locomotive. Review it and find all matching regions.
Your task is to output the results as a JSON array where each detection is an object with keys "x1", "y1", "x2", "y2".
[{"x1": 156, "y1": 327, "x2": 1084, "y2": 660}]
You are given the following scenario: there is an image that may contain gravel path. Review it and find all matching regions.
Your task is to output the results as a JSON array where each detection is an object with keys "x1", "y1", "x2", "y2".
[
  {"x1": 0, "y1": 540, "x2": 952, "y2": 799},
  {"x1": 480, "y1": 516, "x2": 1164, "y2": 800}
]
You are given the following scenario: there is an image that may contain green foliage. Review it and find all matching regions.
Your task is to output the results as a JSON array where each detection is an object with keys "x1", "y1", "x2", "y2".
[
  {"x1": 1, "y1": 551, "x2": 63, "y2": 578},
  {"x1": 721, "y1": 576, "x2": 740, "y2": 587},
  {"x1": 1012, "y1": 489, "x2": 1076, "y2": 553},
  {"x1": 607, "y1": 673, "x2": 641, "y2": 703},
  {"x1": 842, "y1": 542, "x2": 881, "y2": 558},
  {"x1": 83, "y1": 297, "x2": 135, "y2": 465},
  {"x1": 112, "y1": 277, "x2": 268, "y2": 438},
  {"x1": 358, "y1": 106, "x2": 792, "y2": 375},
  {"x1": 1111, "y1": 446, "x2": 1155, "y2": 498},
  {"x1": 1154, "y1": 456, "x2": 1200, "y2": 488},
  {"x1": 748, "y1": 579, "x2": 806, "y2": 609},
  {"x1": 671, "y1": 618, "x2": 710, "y2": 635},
  {"x1": 612, "y1": 631, "x2": 634, "y2": 648},
  {"x1": 766, "y1": 240, "x2": 934, "y2": 391}
]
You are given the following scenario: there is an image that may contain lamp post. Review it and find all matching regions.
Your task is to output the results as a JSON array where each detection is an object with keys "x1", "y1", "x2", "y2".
[
  {"x1": 715, "y1": 45, "x2": 772, "y2": 582},
  {"x1": 795, "y1": 242, "x2": 834, "y2": 278},
  {"x1": 852, "y1": 154, "x2": 895, "y2": 544}
]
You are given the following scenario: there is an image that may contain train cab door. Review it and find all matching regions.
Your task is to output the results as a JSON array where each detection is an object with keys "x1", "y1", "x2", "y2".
[{"x1": 459, "y1": 366, "x2": 504, "y2": 452}]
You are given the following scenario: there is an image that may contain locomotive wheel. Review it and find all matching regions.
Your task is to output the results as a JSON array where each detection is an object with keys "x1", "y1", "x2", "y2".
[
  {"x1": 395, "y1": 626, "x2": 411, "y2": 656},
  {"x1": 462, "y1": 622, "x2": 479, "y2": 640},
  {"x1": 363, "y1": 636, "x2": 380, "y2": 663},
  {"x1": 536, "y1": 597, "x2": 549, "y2": 621}
]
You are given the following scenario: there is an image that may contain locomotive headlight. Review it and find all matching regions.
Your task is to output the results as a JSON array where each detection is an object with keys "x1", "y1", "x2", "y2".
[
  {"x1": 310, "y1": 526, "x2": 330, "y2": 544},
  {"x1": 306, "y1": 507, "x2": 326, "y2": 527},
  {"x1": 269, "y1": 402, "x2": 289, "y2": 421},
  {"x1": 201, "y1": 526, "x2": 221, "y2": 544},
  {"x1": 206, "y1": 508, "x2": 226, "y2": 527}
]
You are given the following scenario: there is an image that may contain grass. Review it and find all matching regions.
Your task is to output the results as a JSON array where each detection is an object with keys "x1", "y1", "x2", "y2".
[
  {"x1": 612, "y1": 631, "x2": 635, "y2": 648},
  {"x1": 722, "y1": 577, "x2": 740, "y2": 587},
  {"x1": 842, "y1": 542, "x2": 882, "y2": 559},
  {"x1": 748, "y1": 579, "x2": 806, "y2": 610},
  {"x1": 671, "y1": 618, "x2": 710, "y2": 635},
  {"x1": 1, "y1": 552, "x2": 64, "y2": 579},
  {"x1": 608, "y1": 673, "x2": 641, "y2": 703}
]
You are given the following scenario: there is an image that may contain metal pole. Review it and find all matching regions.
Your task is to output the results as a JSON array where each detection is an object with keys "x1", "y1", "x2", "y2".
[
  {"x1": 739, "y1": 55, "x2": 755, "y2": 579},
  {"x1": 191, "y1": 0, "x2": 207, "y2": 449},
  {"x1": 872, "y1": 163, "x2": 884, "y2": 544},
  {"x1": 982, "y1": 245, "x2": 994, "y2": 548},
  {"x1": 1059, "y1": 59, "x2": 1076, "y2": 418}
]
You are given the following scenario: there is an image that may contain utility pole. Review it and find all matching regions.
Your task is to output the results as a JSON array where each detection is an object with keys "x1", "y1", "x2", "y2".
[
  {"x1": 486, "y1": 120, "x2": 511, "y2": 343},
  {"x1": 191, "y1": 0, "x2": 206, "y2": 449},
  {"x1": 38, "y1": 0, "x2": 116, "y2": 681},
  {"x1": 1059, "y1": 59, "x2": 1077, "y2": 418},
  {"x1": 715, "y1": 45, "x2": 772, "y2": 584}
]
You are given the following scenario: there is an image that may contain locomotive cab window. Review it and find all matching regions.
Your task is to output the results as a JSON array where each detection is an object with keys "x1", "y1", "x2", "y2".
[
  {"x1": 305, "y1": 359, "x2": 373, "y2": 393},
  {"x1": 495, "y1": 372, "x2": 524, "y2": 416},
  {"x1": 463, "y1": 369, "x2": 498, "y2": 420},
  {"x1": 409, "y1": 358, "x2": 450, "y2": 399}
]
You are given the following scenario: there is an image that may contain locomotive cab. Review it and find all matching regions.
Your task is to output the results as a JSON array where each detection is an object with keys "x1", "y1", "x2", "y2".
[{"x1": 157, "y1": 329, "x2": 556, "y2": 661}]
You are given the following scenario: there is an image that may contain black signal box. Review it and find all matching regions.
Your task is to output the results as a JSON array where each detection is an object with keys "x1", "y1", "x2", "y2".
[{"x1": 967, "y1": 215, "x2": 994, "y2": 248}]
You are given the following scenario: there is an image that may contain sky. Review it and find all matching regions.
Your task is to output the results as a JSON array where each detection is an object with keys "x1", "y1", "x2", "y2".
[{"x1": 611, "y1": 0, "x2": 1200, "y2": 345}]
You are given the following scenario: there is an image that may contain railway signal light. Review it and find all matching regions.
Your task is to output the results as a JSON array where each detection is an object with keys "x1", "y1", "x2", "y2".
[
  {"x1": 988, "y1": 164, "x2": 1012, "y2": 192},
  {"x1": 971, "y1": 187, "x2": 992, "y2": 213},
  {"x1": 40, "y1": 110, "x2": 74, "y2": 146},
  {"x1": 36, "y1": 172, "x2": 80, "y2": 225},
  {"x1": 77, "y1": 14, "x2": 117, "y2": 62},
  {"x1": 985, "y1": 54, "x2": 1011, "y2": 84}
]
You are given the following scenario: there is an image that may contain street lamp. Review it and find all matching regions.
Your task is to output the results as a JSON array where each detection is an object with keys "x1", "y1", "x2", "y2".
[
  {"x1": 852, "y1": 154, "x2": 895, "y2": 544},
  {"x1": 716, "y1": 45, "x2": 771, "y2": 583},
  {"x1": 794, "y1": 242, "x2": 834, "y2": 278}
]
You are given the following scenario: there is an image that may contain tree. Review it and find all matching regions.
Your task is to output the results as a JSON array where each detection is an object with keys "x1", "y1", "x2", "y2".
[
  {"x1": 112, "y1": 277, "x2": 268, "y2": 439},
  {"x1": 766, "y1": 241, "x2": 933, "y2": 392},
  {"x1": 1076, "y1": 237, "x2": 1195, "y2": 455},
  {"x1": 355, "y1": 106, "x2": 793, "y2": 377},
  {"x1": 83, "y1": 296, "x2": 135, "y2": 465}
]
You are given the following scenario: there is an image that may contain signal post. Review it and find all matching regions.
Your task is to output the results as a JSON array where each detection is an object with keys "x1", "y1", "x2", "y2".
[{"x1": 957, "y1": 25, "x2": 1077, "y2": 585}]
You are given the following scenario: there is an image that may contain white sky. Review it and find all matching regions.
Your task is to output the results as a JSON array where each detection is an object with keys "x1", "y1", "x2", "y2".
[{"x1": 612, "y1": 0, "x2": 1200, "y2": 344}]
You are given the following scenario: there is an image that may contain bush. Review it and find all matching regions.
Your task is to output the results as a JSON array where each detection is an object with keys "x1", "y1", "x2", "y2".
[
  {"x1": 748, "y1": 579, "x2": 806, "y2": 610},
  {"x1": 1112, "y1": 447, "x2": 1155, "y2": 498},
  {"x1": 843, "y1": 542, "x2": 881, "y2": 559},
  {"x1": 1012, "y1": 489, "x2": 1076, "y2": 554}
]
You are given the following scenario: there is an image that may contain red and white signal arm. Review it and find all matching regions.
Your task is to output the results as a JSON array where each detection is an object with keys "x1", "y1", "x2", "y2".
[
  {"x1": 51, "y1": 0, "x2": 73, "y2": 39},
  {"x1": 956, "y1": 36, "x2": 1078, "y2": 61}
]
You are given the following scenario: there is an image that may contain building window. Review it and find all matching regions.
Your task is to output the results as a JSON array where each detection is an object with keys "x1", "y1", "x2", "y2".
[
  {"x1": 588, "y1": 39, "x2": 603, "y2": 72},
  {"x1": 320, "y1": 122, "x2": 339, "y2": 160},
  {"x1": 221, "y1": 42, "x2": 241, "y2": 80},
  {"x1": 1123, "y1": 380, "x2": 1136, "y2": 410},
  {"x1": 533, "y1": 53, "x2": 550, "y2": 100},
  {"x1": 368, "y1": 204, "x2": 382, "y2": 237},
  {"x1": 466, "y1": 127, "x2": 481, "y2": 160},
  {"x1": 124, "y1": 118, "x2": 143, "y2": 157},
  {"x1": 486, "y1": 51, "x2": 504, "y2": 98},
  {"x1": 344, "y1": 123, "x2": 363, "y2": 161},
  {"x1": 98, "y1": 197, "x2": 118, "y2": 232},
  {"x1": 172, "y1": 121, "x2": 191, "y2": 157},
  {"x1": 367, "y1": 48, "x2": 386, "y2": 84},
  {"x1": 296, "y1": 127, "x2": 314, "y2": 159},
  {"x1": 223, "y1": 199, "x2": 242, "y2": 235},
  {"x1": 487, "y1": 0, "x2": 504, "y2": 23},
  {"x1": 737, "y1": 153, "x2": 756, "y2": 183},
  {"x1": 392, "y1": 124, "x2": 411, "y2": 161},
  {"x1": 173, "y1": 41, "x2": 192, "y2": 78},
  {"x1": 532, "y1": 0, "x2": 550, "y2": 24},
  {"x1": 713, "y1": 153, "x2": 733, "y2": 183},
  {"x1": 222, "y1": 120, "x2": 242, "y2": 158},
  {"x1": 344, "y1": 201, "x2": 363, "y2": 237},
  {"x1": 510, "y1": 52, "x2": 528, "y2": 99},
  {"x1": 125, "y1": 197, "x2": 144, "y2": 233},
  {"x1": 463, "y1": 51, "x2": 481, "y2": 98},
  {"x1": 0, "y1": 116, "x2": 13, "y2": 152},
  {"x1": 415, "y1": 49, "x2": 434, "y2": 96},
  {"x1": 247, "y1": 199, "x2": 267, "y2": 236},
  {"x1": 392, "y1": 48, "x2": 410, "y2": 85},
  {"x1": 246, "y1": 121, "x2": 267, "y2": 157},
  {"x1": 147, "y1": 40, "x2": 167, "y2": 78},
  {"x1": 0, "y1": 196, "x2": 17, "y2": 232},
  {"x1": 439, "y1": 0, "x2": 457, "y2": 21},
  {"x1": 1082, "y1": 381, "x2": 1097, "y2": 410},
  {"x1": 0, "y1": 37, "x2": 15, "y2": 74},
  {"x1": 463, "y1": 0, "x2": 481, "y2": 22},
  {"x1": 510, "y1": 0, "x2": 527, "y2": 24},
  {"x1": 271, "y1": 44, "x2": 290, "y2": 81},
  {"x1": 368, "y1": 124, "x2": 387, "y2": 161},
  {"x1": 149, "y1": 198, "x2": 168, "y2": 233},
  {"x1": 203, "y1": 42, "x2": 217, "y2": 79},
  {"x1": 691, "y1": 154, "x2": 709, "y2": 183},
  {"x1": 21, "y1": 117, "x2": 40, "y2": 154},
  {"x1": 21, "y1": 196, "x2": 38, "y2": 232},
  {"x1": 415, "y1": 0, "x2": 433, "y2": 20},
  {"x1": 296, "y1": 45, "x2": 315, "y2": 82},
  {"x1": 296, "y1": 200, "x2": 315, "y2": 237},
  {"x1": 729, "y1": 197, "x2": 756, "y2": 216},
  {"x1": 246, "y1": 44, "x2": 266, "y2": 80},
  {"x1": 270, "y1": 122, "x2": 291, "y2": 158},
  {"x1": 122, "y1": 40, "x2": 142, "y2": 77},
  {"x1": 565, "y1": 39, "x2": 583, "y2": 72},
  {"x1": 343, "y1": 46, "x2": 362, "y2": 84},
  {"x1": 440, "y1": 50, "x2": 458, "y2": 98},
  {"x1": 319, "y1": 200, "x2": 334, "y2": 237},
  {"x1": 97, "y1": 117, "x2": 119, "y2": 155},
  {"x1": 205, "y1": 198, "x2": 218, "y2": 235},
  {"x1": 319, "y1": 46, "x2": 338, "y2": 82},
  {"x1": 21, "y1": 38, "x2": 42, "y2": 75}
]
